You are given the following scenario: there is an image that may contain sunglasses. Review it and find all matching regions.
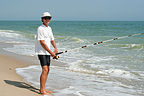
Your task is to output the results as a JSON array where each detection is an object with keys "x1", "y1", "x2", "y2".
[{"x1": 43, "y1": 16, "x2": 52, "y2": 20}]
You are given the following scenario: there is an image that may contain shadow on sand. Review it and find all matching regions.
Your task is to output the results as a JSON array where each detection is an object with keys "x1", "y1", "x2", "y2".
[{"x1": 4, "y1": 80, "x2": 40, "y2": 94}]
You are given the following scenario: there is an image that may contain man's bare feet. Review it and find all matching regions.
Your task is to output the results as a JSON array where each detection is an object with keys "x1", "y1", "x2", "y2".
[{"x1": 40, "y1": 90, "x2": 51, "y2": 95}]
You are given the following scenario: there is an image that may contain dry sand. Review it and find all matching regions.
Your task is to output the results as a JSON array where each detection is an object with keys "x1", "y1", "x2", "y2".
[{"x1": 0, "y1": 54, "x2": 40, "y2": 96}]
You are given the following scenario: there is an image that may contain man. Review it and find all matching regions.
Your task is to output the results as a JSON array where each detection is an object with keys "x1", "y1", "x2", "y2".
[{"x1": 35, "y1": 12, "x2": 58, "y2": 95}]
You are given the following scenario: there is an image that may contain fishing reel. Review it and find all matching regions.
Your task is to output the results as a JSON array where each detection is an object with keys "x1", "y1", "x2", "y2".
[
  {"x1": 53, "y1": 55, "x2": 59, "y2": 60},
  {"x1": 53, "y1": 52, "x2": 61, "y2": 60},
  {"x1": 52, "y1": 52, "x2": 63, "y2": 60}
]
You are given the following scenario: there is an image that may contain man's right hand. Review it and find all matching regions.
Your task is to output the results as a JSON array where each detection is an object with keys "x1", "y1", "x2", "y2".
[{"x1": 50, "y1": 52, "x2": 56, "y2": 57}]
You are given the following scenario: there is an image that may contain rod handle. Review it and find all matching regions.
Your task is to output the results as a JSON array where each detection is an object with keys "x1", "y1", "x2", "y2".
[{"x1": 56, "y1": 52, "x2": 63, "y2": 55}]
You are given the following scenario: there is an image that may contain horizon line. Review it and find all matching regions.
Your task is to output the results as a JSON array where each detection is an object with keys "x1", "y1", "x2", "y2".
[{"x1": 0, "y1": 20, "x2": 144, "y2": 22}]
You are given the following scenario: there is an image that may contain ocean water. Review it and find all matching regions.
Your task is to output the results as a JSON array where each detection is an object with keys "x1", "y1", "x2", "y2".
[{"x1": 0, "y1": 21, "x2": 144, "y2": 96}]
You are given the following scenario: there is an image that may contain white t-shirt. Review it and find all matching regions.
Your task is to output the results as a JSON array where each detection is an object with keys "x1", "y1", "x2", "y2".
[{"x1": 35, "y1": 25, "x2": 54, "y2": 55}]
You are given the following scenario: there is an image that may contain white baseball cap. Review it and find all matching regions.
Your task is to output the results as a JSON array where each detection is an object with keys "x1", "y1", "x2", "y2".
[{"x1": 42, "y1": 12, "x2": 51, "y2": 17}]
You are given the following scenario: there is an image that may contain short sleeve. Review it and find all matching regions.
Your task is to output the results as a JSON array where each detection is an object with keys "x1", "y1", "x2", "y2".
[{"x1": 37, "y1": 27, "x2": 45, "y2": 40}]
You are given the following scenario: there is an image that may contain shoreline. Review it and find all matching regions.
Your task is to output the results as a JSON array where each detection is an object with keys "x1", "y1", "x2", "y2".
[{"x1": 0, "y1": 41, "x2": 67, "y2": 96}]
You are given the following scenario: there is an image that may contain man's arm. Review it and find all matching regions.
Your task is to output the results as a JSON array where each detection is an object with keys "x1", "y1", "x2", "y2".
[
  {"x1": 51, "y1": 40, "x2": 58, "y2": 54},
  {"x1": 40, "y1": 40, "x2": 55, "y2": 57}
]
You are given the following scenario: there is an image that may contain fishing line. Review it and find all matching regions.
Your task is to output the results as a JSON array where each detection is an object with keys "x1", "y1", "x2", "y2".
[
  {"x1": 53, "y1": 33, "x2": 144, "y2": 59},
  {"x1": 135, "y1": 37, "x2": 144, "y2": 39}
]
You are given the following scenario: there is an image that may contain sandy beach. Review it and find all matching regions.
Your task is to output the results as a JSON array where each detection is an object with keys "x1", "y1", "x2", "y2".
[{"x1": 0, "y1": 54, "x2": 40, "y2": 96}]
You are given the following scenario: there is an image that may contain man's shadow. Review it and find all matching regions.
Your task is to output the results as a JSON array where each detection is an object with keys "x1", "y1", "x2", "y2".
[{"x1": 4, "y1": 80, "x2": 40, "y2": 94}]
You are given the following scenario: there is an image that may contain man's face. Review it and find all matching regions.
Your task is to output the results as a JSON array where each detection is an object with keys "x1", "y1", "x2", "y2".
[{"x1": 42, "y1": 16, "x2": 51, "y2": 24}]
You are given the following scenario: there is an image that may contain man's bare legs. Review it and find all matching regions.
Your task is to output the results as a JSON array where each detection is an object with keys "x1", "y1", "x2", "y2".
[{"x1": 40, "y1": 66, "x2": 51, "y2": 95}]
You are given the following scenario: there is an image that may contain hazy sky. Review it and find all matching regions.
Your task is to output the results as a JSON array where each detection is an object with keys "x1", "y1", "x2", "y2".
[{"x1": 0, "y1": 0, "x2": 144, "y2": 21}]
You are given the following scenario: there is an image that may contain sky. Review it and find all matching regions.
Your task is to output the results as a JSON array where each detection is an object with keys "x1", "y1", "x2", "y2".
[{"x1": 0, "y1": 0, "x2": 144, "y2": 21}]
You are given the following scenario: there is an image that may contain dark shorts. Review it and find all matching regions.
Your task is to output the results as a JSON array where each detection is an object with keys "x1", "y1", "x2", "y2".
[{"x1": 38, "y1": 55, "x2": 51, "y2": 66}]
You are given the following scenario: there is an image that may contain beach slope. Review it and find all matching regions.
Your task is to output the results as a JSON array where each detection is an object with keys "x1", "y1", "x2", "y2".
[{"x1": 0, "y1": 54, "x2": 39, "y2": 96}]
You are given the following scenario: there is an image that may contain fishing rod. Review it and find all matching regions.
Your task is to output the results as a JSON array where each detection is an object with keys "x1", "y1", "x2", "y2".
[{"x1": 53, "y1": 33, "x2": 144, "y2": 59}]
